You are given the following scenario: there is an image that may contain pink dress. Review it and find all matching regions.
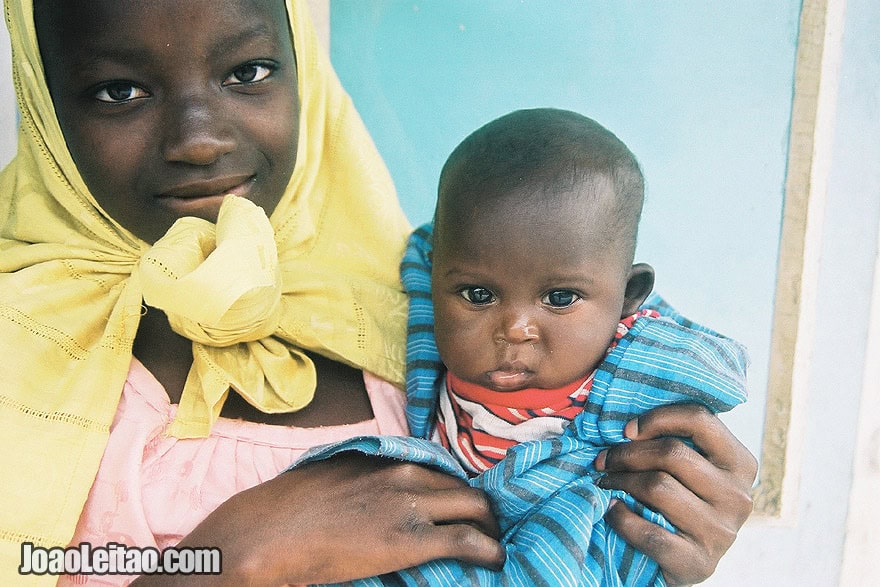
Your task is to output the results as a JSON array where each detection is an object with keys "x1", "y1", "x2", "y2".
[{"x1": 60, "y1": 358, "x2": 409, "y2": 586}]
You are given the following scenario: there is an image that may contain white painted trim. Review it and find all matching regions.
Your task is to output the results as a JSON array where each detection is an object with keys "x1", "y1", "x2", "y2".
[
  {"x1": 751, "y1": 0, "x2": 846, "y2": 524},
  {"x1": 777, "y1": 0, "x2": 847, "y2": 524},
  {"x1": 839, "y1": 214, "x2": 880, "y2": 583}
]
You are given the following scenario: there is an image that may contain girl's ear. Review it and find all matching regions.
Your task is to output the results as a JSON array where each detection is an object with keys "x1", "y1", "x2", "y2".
[{"x1": 621, "y1": 263, "x2": 655, "y2": 317}]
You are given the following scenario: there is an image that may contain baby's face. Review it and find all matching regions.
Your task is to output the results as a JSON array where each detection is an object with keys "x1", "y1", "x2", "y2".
[
  {"x1": 431, "y1": 181, "x2": 630, "y2": 392},
  {"x1": 36, "y1": 0, "x2": 299, "y2": 243}
]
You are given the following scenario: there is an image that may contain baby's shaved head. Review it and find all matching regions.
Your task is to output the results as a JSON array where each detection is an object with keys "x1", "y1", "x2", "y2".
[{"x1": 435, "y1": 108, "x2": 645, "y2": 264}]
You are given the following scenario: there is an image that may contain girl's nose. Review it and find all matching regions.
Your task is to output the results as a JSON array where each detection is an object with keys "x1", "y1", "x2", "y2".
[
  {"x1": 496, "y1": 311, "x2": 540, "y2": 345},
  {"x1": 162, "y1": 97, "x2": 235, "y2": 166}
]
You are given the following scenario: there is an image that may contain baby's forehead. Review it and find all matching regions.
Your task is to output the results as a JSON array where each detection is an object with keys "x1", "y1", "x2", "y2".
[
  {"x1": 442, "y1": 170, "x2": 617, "y2": 223},
  {"x1": 438, "y1": 178, "x2": 618, "y2": 253}
]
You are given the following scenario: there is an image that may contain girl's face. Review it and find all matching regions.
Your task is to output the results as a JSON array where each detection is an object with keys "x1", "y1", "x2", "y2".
[{"x1": 36, "y1": 0, "x2": 300, "y2": 244}]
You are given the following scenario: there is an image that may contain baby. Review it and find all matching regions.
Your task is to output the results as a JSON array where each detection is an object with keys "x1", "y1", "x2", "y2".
[
  {"x1": 298, "y1": 108, "x2": 748, "y2": 586},
  {"x1": 428, "y1": 107, "x2": 656, "y2": 474}
]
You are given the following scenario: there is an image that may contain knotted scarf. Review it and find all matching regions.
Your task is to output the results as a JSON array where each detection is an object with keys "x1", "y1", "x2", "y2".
[{"x1": 0, "y1": 0, "x2": 411, "y2": 578}]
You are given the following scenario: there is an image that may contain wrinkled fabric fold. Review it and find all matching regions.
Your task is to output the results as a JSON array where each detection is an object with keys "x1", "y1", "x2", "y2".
[
  {"x1": 141, "y1": 195, "x2": 282, "y2": 336},
  {"x1": 139, "y1": 195, "x2": 318, "y2": 436}
]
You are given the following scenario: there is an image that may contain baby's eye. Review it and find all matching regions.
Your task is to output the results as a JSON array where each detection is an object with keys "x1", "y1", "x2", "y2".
[
  {"x1": 460, "y1": 287, "x2": 495, "y2": 305},
  {"x1": 542, "y1": 290, "x2": 580, "y2": 308},
  {"x1": 224, "y1": 63, "x2": 275, "y2": 85},
  {"x1": 94, "y1": 83, "x2": 148, "y2": 103}
]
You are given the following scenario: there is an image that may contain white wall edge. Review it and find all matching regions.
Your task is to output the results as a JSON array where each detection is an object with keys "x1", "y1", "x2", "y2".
[
  {"x1": 772, "y1": 0, "x2": 847, "y2": 526},
  {"x1": 839, "y1": 193, "x2": 880, "y2": 584}
]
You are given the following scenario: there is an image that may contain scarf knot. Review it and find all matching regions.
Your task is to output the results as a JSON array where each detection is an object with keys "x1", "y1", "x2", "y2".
[{"x1": 139, "y1": 195, "x2": 282, "y2": 346}]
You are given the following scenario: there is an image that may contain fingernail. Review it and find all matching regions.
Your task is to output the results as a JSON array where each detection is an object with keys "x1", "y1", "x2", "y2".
[
  {"x1": 624, "y1": 418, "x2": 639, "y2": 439},
  {"x1": 595, "y1": 449, "x2": 607, "y2": 471}
]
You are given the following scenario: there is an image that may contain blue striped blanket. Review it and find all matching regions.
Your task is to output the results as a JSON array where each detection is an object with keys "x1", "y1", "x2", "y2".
[{"x1": 294, "y1": 223, "x2": 748, "y2": 586}]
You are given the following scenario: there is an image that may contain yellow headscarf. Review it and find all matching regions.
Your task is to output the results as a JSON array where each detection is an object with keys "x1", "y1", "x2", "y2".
[{"x1": 0, "y1": 0, "x2": 410, "y2": 577}]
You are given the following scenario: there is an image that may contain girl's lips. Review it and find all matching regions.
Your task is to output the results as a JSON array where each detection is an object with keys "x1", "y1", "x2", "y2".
[
  {"x1": 157, "y1": 193, "x2": 229, "y2": 217},
  {"x1": 159, "y1": 175, "x2": 254, "y2": 199},
  {"x1": 156, "y1": 177, "x2": 254, "y2": 218}
]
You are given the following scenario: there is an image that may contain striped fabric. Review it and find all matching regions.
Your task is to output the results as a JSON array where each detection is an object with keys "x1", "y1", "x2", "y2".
[
  {"x1": 295, "y1": 223, "x2": 748, "y2": 586},
  {"x1": 438, "y1": 371, "x2": 594, "y2": 474},
  {"x1": 439, "y1": 310, "x2": 658, "y2": 475}
]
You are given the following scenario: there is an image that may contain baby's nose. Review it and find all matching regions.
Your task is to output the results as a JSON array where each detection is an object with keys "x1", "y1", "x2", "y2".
[{"x1": 496, "y1": 312, "x2": 540, "y2": 344}]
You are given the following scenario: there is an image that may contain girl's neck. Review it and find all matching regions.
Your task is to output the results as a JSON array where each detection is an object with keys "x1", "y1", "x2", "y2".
[{"x1": 132, "y1": 307, "x2": 374, "y2": 427}]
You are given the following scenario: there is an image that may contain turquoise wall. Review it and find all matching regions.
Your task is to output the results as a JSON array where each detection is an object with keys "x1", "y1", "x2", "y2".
[{"x1": 329, "y1": 1, "x2": 803, "y2": 456}]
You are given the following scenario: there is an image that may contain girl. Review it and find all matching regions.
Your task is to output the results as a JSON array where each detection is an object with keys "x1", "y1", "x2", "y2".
[{"x1": 2, "y1": 0, "x2": 501, "y2": 583}]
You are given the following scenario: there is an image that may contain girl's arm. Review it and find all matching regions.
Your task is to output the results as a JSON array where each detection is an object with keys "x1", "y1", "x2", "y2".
[
  {"x1": 597, "y1": 403, "x2": 758, "y2": 586},
  {"x1": 134, "y1": 452, "x2": 505, "y2": 586}
]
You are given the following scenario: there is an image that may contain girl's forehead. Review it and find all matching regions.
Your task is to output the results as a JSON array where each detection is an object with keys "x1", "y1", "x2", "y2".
[
  {"x1": 36, "y1": 0, "x2": 290, "y2": 46},
  {"x1": 35, "y1": 0, "x2": 296, "y2": 90}
]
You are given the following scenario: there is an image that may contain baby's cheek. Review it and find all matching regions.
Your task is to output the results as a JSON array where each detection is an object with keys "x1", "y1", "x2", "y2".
[
  {"x1": 435, "y1": 319, "x2": 486, "y2": 376},
  {"x1": 556, "y1": 326, "x2": 611, "y2": 362}
]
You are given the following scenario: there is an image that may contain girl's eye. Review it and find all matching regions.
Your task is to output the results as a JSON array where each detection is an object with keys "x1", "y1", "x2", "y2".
[
  {"x1": 224, "y1": 63, "x2": 275, "y2": 85},
  {"x1": 460, "y1": 287, "x2": 495, "y2": 305},
  {"x1": 94, "y1": 83, "x2": 149, "y2": 103},
  {"x1": 542, "y1": 290, "x2": 580, "y2": 308}
]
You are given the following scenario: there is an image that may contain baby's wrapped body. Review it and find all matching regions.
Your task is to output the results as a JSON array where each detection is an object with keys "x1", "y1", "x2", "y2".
[{"x1": 293, "y1": 225, "x2": 749, "y2": 587}]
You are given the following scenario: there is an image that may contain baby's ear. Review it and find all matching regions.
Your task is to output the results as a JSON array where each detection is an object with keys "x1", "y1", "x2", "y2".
[{"x1": 621, "y1": 263, "x2": 655, "y2": 317}]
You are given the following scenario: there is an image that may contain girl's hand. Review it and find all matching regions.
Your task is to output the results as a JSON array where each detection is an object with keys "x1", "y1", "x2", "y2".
[
  {"x1": 145, "y1": 451, "x2": 504, "y2": 586},
  {"x1": 596, "y1": 403, "x2": 758, "y2": 586}
]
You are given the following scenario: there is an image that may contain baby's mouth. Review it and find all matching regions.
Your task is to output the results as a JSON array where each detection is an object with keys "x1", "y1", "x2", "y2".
[{"x1": 485, "y1": 364, "x2": 534, "y2": 391}]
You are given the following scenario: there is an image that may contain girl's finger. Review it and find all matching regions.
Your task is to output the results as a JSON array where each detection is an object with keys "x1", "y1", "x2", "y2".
[
  {"x1": 418, "y1": 486, "x2": 501, "y2": 539},
  {"x1": 603, "y1": 501, "x2": 715, "y2": 586},
  {"x1": 620, "y1": 404, "x2": 757, "y2": 485},
  {"x1": 428, "y1": 522, "x2": 506, "y2": 570},
  {"x1": 600, "y1": 437, "x2": 731, "y2": 501},
  {"x1": 598, "y1": 468, "x2": 720, "y2": 540}
]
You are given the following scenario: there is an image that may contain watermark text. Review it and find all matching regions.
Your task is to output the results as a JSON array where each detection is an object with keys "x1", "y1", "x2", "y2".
[{"x1": 19, "y1": 542, "x2": 221, "y2": 576}]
